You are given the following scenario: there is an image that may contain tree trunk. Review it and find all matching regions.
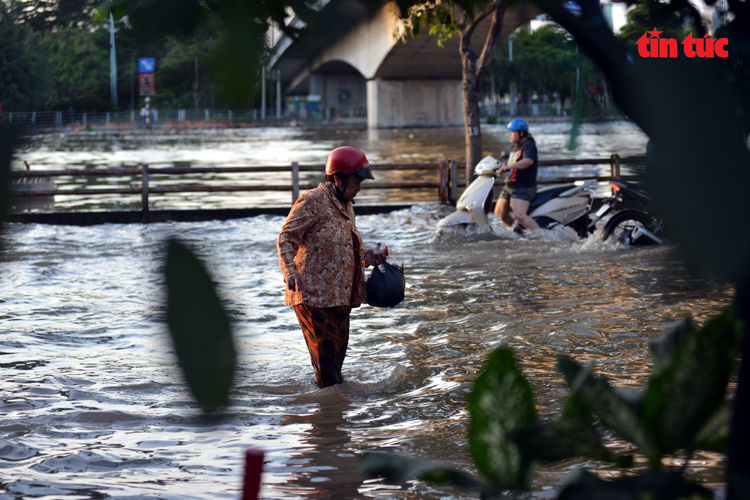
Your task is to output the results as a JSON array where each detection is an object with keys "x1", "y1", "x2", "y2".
[
  {"x1": 458, "y1": 1, "x2": 505, "y2": 186},
  {"x1": 461, "y1": 57, "x2": 483, "y2": 185}
]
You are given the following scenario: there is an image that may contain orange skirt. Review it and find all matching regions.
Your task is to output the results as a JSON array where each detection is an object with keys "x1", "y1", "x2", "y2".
[{"x1": 293, "y1": 303, "x2": 352, "y2": 388}]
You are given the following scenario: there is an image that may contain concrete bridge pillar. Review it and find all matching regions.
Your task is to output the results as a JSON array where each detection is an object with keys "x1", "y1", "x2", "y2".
[
  {"x1": 367, "y1": 79, "x2": 463, "y2": 128},
  {"x1": 310, "y1": 73, "x2": 366, "y2": 118}
]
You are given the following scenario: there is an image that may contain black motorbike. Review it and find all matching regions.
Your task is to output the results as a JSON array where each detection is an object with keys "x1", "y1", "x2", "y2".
[{"x1": 591, "y1": 180, "x2": 664, "y2": 245}]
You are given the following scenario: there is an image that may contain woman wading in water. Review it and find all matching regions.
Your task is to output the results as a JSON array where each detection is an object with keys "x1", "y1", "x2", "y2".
[{"x1": 277, "y1": 146, "x2": 385, "y2": 388}]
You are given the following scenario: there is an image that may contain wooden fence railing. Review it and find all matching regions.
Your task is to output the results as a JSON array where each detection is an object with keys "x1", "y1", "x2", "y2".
[{"x1": 9, "y1": 155, "x2": 632, "y2": 213}]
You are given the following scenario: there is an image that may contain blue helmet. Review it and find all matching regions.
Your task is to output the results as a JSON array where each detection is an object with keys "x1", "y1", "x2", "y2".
[{"x1": 506, "y1": 118, "x2": 529, "y2": 132}]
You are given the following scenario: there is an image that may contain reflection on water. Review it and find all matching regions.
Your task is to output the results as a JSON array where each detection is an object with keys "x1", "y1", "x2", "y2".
[
  {"x1": 15, "y1": 120, "x2": 649, "y2": 211},
  {"x1": 1, "y1": 122, "x2": 733, "y2": 498}
]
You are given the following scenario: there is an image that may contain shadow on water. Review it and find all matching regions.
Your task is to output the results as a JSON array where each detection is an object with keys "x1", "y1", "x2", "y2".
[{"x1": 276, "y1": 391, "x2": 362, "y2": 499}]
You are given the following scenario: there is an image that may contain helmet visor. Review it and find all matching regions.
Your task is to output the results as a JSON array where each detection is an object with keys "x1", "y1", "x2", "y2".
[{"x1": 354, "y1": 166, "x2": 374, "y2": 180}]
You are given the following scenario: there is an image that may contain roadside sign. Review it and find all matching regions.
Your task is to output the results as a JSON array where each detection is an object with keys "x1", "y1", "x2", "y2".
[
  {"x1": 138, "y1": 57, "x2": 156, "y2": 96},
  {"x1": 139, "y1": 58, "x2": 155, "y2": 73},
  {"x1": 139, "y1": 73, "x2": 155, "y2": 95}
]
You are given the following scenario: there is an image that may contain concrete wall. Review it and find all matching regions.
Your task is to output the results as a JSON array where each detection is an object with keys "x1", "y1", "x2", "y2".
[
  {"x1": 310, "y1": 73, "x2": 366, "y2": 114},
  {"x1": 367, "y1": 79, "x2": 463, "y2": 128}
]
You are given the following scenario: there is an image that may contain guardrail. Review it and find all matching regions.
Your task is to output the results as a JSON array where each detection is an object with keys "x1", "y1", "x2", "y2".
[
  {"x1": 8, "y1": 155, "x2": 632, "y2": 223},
  {"x1": 0, "y1": 107, "x2": 368, "y2": 131}
]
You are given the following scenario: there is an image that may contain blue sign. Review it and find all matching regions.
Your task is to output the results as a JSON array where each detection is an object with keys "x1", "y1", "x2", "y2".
[
  {"x1": 138, "y1": 58, "x2": 155, "y2": 73},
  {"x1": 563, "y1": 1, "x2": 583, "y2": 15}
]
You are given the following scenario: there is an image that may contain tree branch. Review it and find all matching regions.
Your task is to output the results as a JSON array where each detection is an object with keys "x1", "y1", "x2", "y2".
[
  {"x1": 475, "y1": 0, "x2": 505, "y2": 79},
  {"x1": 459, "y1": 0, "x2": 499, "y2": 60}
]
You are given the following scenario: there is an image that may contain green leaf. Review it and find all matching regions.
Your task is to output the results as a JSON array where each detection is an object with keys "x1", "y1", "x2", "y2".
[
  {"x1": 165, "y1": 238, "x2": 236, "y2": 414},
  {"x1": 359, "y1": 452, "x2": 484, "y2": 490},
  {"x1": 693, "y1": 400, "x2": 732, "y2": 452},
  {"x1": 557, "y1": 356, "x2": 659, "y2": 464},
  {"x1": 468, "y1": 348, "x2": 537, "y2": 490},
  {"x1": 642, "y1": 308, "x2": 742, "y2": 455},
  {"x1": 508, "y1": 418, "x2": 633, "y2": 468},
  {"x1": 558, "y1": 469, "x2": 712, "y2": 500},
  {"x1": 648, "y1": 318, "x2": 693, "y2": 375}
]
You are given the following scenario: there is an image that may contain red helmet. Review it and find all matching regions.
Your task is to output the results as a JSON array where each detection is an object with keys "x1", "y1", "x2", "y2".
[{"x1": 325, "y1": 146, "x2": 374, "y2": 180}]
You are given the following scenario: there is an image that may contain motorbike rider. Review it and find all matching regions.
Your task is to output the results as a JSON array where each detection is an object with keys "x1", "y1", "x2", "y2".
[{"x1": 494, "y1": 118, "x2": 540, "y2": 231}]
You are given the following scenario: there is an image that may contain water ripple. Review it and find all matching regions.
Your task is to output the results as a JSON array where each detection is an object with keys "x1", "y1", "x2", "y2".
[{"x1": 1, "y1": 124, "x2": 733, "y2": 498}]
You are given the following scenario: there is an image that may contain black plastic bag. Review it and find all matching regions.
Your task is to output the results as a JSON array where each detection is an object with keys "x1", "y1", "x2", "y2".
[{"x1": 366, "y1": 262, "x2": 405, "y2": 308}]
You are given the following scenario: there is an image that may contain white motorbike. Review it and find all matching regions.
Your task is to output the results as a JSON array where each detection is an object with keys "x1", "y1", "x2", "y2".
[{"x1": 437, "y1": 156, "x2": 596, "y2": 238}]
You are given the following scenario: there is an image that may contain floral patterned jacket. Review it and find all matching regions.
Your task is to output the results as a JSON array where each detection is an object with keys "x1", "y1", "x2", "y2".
[{"x1": 277, "y1": 183, "x2": 366, "y2": 308}]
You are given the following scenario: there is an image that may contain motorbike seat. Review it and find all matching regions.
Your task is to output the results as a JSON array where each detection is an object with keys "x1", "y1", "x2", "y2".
[{"x1": 528, "y1": 184, "x2": 577, "y2": 213}]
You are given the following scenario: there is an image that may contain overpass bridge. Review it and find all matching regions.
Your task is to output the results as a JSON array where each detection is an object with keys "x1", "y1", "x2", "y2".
[{"x1": 269, "y1": 0, "x2": 539, "y2": 128}]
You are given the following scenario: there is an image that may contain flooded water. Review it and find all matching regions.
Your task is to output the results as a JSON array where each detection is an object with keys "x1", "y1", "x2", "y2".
[
  {"x1": 1, "y1": 121, "x2": 733, "y2": 498},
  {"x1": 16, "y1": 120, "x2": 647, "y2": 210}
]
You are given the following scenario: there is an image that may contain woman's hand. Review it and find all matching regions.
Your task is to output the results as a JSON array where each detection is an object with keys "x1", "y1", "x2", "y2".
[
  {"x1": 285, "y1": 271, "x2": 306, "y2": 292},
  {"x1": 364, "y1": 248, "x2": 386, "y2": 267}
]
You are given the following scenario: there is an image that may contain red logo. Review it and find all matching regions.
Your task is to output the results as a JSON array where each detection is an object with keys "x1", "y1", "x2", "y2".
[{"x1": 636, "y1": 29, "x2": 729, "y2": 58}]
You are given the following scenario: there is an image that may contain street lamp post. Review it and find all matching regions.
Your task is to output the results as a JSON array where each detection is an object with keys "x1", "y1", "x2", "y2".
[
  {"x1": 261, "y1": 66, "x2": 266, "y2": 120},
  {"x1": 275, "y1": 70, "x2": 281, "y2": 119},
  {"x1": 108, "y1": 13, "x2": 119, "y2": 110},
  {"x1": 509, "y1": 33, "x2": 516, "y2": 116}
]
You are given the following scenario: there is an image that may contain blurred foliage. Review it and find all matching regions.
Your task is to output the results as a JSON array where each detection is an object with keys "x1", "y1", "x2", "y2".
[
  {"x1": 40, "y1": 27, "x2": 112, "y2": 110},
  {"x1": 0, "y1": 0, "x2": 322, "y2": 110},
  {"x1": 489, "y1": 24, "x2": 604, "y2": 111},
  {"x1": 361, "y1": 306, "x2": 743, "y2": 498},
  {"x1": 165, "y1": 238, "x2": 236, "y2": 415},
  {"x1": 0, "y1": 2, "x2": 53, "y2": 110},
  {"x1": 396, "y1": 0, "x2": 462, "y2": 47},
  {"x1": 96, "y1": 0, "x2": 320, "y2": 107},
  {"x1": 394, "y1": 0, "x2": 505, "y2": 46},
  {"x1": 11, "y1": 0, "x2": 103, "y2": 30},
  {"x1": 467, "y1": 348, "x2": 538, "y2": 491},
  {"x1": 557, "y1": 469, "x2": 711, "y2": 500},
  {"x1": 617, "y1": 0, "x2": 697, "y2": 45}
]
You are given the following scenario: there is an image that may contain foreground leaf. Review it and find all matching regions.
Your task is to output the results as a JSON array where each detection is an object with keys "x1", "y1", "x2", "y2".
[
  {"x1": 359, "y1": 452, "x2": 483, "y2": 490},
  {"x1": 468, "y1": 348, "x2": 537, "y2": 490},
  {"x1": 557, "y1": 356, "x2": 659, "y2": 464},
  {"x1": 558, "y1": 469, "x2": 711, "y2": 500},
  {"x1": 508, "y1": 418, "x2": 633, "y2": 468},
  {"x1": 693, "y1": 400, "x2": 733, "y2": 453},
  {"x1": 643, "y1": 308, "x2": 742, "y2": 455},
  {"x1": 165, "y1": 238, "x2": 236, "y2": 414},
  {"x1": 649, "y1": 318, "x2": 693, "y2": 375}
]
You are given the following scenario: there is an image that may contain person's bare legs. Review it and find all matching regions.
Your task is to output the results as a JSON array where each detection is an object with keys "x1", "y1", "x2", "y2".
[
  {"x1": 510, "y1": 197, "x2": 540, "y2": 230},
  {"x1": 494, "y1": 197, "x2": 514, "y2": 228}
]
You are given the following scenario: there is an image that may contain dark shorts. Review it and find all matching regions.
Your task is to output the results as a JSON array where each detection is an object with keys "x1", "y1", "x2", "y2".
[{"x1": 500, "y1": 184, "x2": 537, "y2": 202}]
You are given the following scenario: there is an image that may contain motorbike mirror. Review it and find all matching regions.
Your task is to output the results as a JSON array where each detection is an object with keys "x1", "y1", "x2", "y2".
[{"x1": 499, "y1": 151, "x2": 509, "y2": 161}]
